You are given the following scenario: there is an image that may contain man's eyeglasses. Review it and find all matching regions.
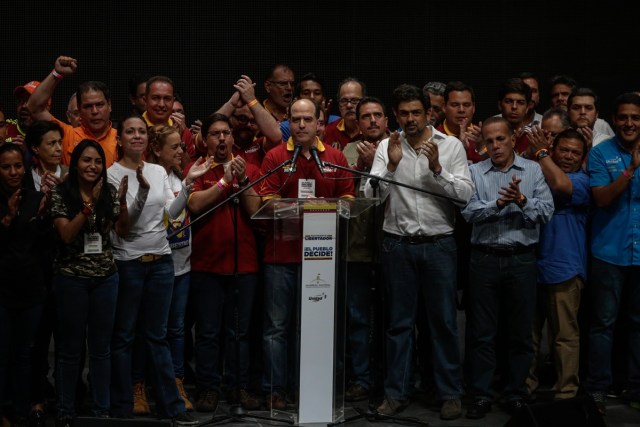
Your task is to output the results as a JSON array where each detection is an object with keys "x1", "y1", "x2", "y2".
[
  {"x1": 339, "y1": 97, "x2": 362, "y2": 106},
  {"x1": 207, "y1": 130, "x2": 232, "y2": 138},
  {"x1": 269, "y1": 80, "x2": 295, "y2": 89}
]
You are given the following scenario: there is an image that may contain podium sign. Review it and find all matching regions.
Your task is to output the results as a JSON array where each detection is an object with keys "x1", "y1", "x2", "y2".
[
  {"x1": 299, "y1": 202, "x2": 338, "y2": 423},
  {"x1": 253, "y1": 198, "x2": 378, "y2": 425}
]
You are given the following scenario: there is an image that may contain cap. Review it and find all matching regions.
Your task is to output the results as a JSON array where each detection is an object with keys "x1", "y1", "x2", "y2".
[
  {"x1": 14, "y1": 81, "x2": 41, "y2": 97},
  {"x1": 13, "y1": 81, "x2": 52, "y2": 106}
]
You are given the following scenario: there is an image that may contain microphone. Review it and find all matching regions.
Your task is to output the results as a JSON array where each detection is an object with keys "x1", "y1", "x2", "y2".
[
  {"x1": 309, "y1": 145, "x2": 325, "y2": 177},
  {"x1": 289, "y1": 143, "x2": 303, "y2": 175}
]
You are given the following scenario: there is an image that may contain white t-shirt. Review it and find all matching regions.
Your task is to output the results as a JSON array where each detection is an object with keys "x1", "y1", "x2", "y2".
[
  {"x1": 166, "y1": 171, "x2": 191, "y2": 276},
  {"x1": 107, "y1": 161, "x2": 188, "y2": 261}
]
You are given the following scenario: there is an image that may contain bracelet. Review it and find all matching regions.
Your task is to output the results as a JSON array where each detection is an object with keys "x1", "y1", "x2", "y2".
[
  {"x1": 433, "y1": 168, "x2": 442, "y2": 178},
  {"x1": 246, "y1": 99, "x2": 258, "y2": 108},
  {"x1": 81, "y1": 205, "x2": 93, "y2": 216},
  {"x1": 623, "y1": 169, "x2": 634, "y2": 180},
  {"x1": 216, "y1": 178, "x2": 229, "y2": 189},
  {"x1": 51, "y1": 69, "x2": 64, "y2": 80},
  {"x1": 238, "y1": 176, "x2": 250, "y2": 187}
]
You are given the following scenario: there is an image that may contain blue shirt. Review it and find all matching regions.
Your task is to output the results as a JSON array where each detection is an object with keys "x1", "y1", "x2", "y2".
[
  {"x1": 462, "y1": 154, "x2": 554, "y2": 246},
  {"x1": 587, "y1": 137, "x2": 640, "y2": 266},
  {"x1": 537, "y1": 170, "x2": 590, "y2": 284}
]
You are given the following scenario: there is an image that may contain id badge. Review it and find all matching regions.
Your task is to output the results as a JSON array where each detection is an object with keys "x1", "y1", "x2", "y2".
[
  {"x1": 299, "y1": 179, "x2": 316, "y2": 198},
  {"x1": 84, "y1": 232, "x2": 103, "y2": 254}
]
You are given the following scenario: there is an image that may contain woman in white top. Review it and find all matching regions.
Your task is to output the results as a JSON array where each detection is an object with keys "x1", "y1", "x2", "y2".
[
  {"x1": 107, "y1": 114, "x2": 210, "y2": 422},
  {"x1": 143, "y1": 124, "x2": 195, "y2": 410}
]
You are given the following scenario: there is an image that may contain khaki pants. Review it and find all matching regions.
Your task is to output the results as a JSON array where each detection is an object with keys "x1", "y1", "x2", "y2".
[{"x1": 527, "y1": 276, "x2": 583, "y2": 398}]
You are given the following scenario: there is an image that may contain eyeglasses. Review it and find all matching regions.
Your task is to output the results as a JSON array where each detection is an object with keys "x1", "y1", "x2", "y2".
[
  {"x1": 232, "y1": 115, "x2": 256, "y2": 125},
  {"x1": 207, "y1": 130, "x2": 232, "y2": 138},
  {"x1": 339, "y1": 97, "x2": 362, "y2": 106},
  {"x1": 269, "y1": 80, "x2": 295, "y2": 89}
]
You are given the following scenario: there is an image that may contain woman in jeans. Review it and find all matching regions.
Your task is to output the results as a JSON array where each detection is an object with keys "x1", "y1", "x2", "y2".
[
  {"x1": 49, "y1": 139, "x2": 129, "y2": 426},
  {"x1": 107, "y1": 114, "x2": 209, "y2": 424}
]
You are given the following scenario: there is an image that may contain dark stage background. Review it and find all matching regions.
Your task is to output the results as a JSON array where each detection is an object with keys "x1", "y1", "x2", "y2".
[{"x1": 2, "y1": 2, "x2": 636, "y2": 130}]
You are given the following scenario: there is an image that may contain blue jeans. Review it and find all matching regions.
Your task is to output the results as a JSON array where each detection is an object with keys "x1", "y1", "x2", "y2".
[
  {"x1": 587, "y1": 258, "x2": 640, "y2": 394},
  {"x1": 380, "y1": 235, "x2": 463, "y2": 401},
  {"x1": 466, "y1": 248, "x2": 537, "y2": 401},
  {"x1": 0, "y1": 303, "x2": 43, "y2": 419},
  {"x1": 346, "y1": 262, "x2": 373, "y2": 389},
  {"x1": 54, "y1": 273, "x2": 118, "y2": 417},
  {"x1": 262, "y1": 263, "x2": 300, "y2": 394},
  {"x1": 191, "y1": 272, "x2": 257, "y2": 392},
  {"x1": 111, "y1": 256, "x2": 184, "y2": 418},
  {"x1": 169, "y1": 272, "x2": 190, "y2": 379}
]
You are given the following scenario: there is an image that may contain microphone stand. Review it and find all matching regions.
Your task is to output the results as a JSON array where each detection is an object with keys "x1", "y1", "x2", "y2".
[
  {"x1": 170, "y1": 158, "x2": 294, "y2": 426},
  {"x1": 323, "y1": 163, "x2": 430, "y2": 427},
  {"x1": 167, "y1": 158, "x2": 292, "y2": 240},
  {"x1": 321, "y1": 160, "x2": 467, "y2": 206}
]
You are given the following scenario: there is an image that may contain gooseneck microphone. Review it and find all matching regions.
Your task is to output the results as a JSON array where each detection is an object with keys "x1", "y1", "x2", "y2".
[
  {"x1": 289, "y1": 143, "x2": 303, "y2": 175},
  {"x1": 309, "y1": 145, "x2": 325, "y2": 177}
]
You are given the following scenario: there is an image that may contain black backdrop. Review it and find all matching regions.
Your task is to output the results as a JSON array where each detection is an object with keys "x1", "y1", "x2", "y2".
[{"x1": 3, "y1": 1, "x2": 636, "y2": 130}]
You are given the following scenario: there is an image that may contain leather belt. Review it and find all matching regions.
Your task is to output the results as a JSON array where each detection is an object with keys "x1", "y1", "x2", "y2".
[
  {"x1": 384, "y1": 232, "x2": 452, "y2": 244},
  {"x1": 137, "y1": 254, "x2": 165, "y2": 263},
  {"x1": 472, "y1": 245, "x2": 535, "y2": 257}
]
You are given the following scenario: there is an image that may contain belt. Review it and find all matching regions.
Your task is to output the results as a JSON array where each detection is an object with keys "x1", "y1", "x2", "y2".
[
  {"x1": 472, "y1": 245, "x2": 535, "y2": 257},
  {"x1": 384, "y1": 232, "x2": 452, "y2": 244},
  {"x1": 137, "y1": 254, "x2": 165, "y2": 263}
]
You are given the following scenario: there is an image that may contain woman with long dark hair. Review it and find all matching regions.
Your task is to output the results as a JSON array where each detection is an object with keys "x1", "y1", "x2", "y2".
[{"x1": 49, "y1": 139, "x2": 128, "y2": 426}]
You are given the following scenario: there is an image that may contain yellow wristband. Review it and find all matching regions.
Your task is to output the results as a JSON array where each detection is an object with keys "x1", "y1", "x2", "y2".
[{"x1": 247, "y1": 99, "x2": 258, "y2": 108}]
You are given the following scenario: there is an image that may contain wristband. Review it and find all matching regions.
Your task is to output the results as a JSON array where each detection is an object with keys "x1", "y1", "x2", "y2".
[
  {"x1": 81, "y1": 204, "x2": 93, "y2": 216},
  {"x1": 51, "y1": 69, "x2": 64, "y2": 80},
  {"x1": 433, "y1": 168, "x2": 442, "y2": 178},
  {"x1": 246, "y1": 99, "x2": 258, "y2": 108},
  {"x1": 217, "y1": 178, "x2": 229, "y2": 189},
  {"x1": 623, "y1": 169, "x2": 634, "y2": 180}
]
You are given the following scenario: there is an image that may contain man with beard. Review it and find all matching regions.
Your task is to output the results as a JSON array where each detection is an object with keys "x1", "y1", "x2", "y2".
[
  {"x1": 567, "y1": 87, "x2": 610, "y2": 149},
  {"x1": 6, "y1": 81, "x2": 51, "y2": 163},
  {"x1": 549, "y1": 75, "x2": 614, "y2": 138},
  {"x1": 365, "y1": 84, "x2": 472, "y2": 420},
  {"x1": 324, "y1": 77, "x2": 367, "y2": 150},
  {"x1": 27, "y1": 55, "x2": 119, "y2": 167},
  {"x1": 341, "y1": 97, "x2": 388, "y2": 403},
  {"x1": 186, "y1": 113, "x2": 263, "y2": 412}
]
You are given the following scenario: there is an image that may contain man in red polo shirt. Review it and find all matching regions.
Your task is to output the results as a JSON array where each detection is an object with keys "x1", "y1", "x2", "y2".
[
  {"x1": 258, "y1": 98, "x2": 354, "y2": 410},
  {"x1": 324, "y1": 78, "x2": 367, "y2": 150}
]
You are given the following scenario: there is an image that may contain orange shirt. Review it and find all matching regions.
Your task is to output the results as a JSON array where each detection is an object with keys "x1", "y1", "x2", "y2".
[{"x1": 55, "y1": 117, "x2": 118, "y2": 167}]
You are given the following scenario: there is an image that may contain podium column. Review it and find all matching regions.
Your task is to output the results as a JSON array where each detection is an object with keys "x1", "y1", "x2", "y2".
[{"x1": 298, "y1": 204, "x2": 338, "y2": 424}]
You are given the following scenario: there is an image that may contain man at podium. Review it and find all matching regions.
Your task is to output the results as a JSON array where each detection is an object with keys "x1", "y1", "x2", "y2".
[{"x1": 258, "y1": 98, "x2": 355, "y2": 411}]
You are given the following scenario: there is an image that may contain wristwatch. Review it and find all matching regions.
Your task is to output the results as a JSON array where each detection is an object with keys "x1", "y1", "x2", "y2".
[{"x1": 238, "y1": 176, "x2": 250, "y2": 187}]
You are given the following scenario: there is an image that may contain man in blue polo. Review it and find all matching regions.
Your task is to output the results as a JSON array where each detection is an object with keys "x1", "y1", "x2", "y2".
[{"x1": 586, "y1": 92, "x2": 640, "y2": 415}]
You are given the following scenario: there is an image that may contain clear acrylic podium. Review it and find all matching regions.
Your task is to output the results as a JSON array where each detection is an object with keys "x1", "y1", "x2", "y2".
[{"x1": 252, "y1": 197, "x2": 379, "y2": 425}]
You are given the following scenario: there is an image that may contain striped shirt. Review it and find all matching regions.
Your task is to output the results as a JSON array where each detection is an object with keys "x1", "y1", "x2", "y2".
[{"x1": 461, "y1": 154, "x2": 554, "y2": 247}]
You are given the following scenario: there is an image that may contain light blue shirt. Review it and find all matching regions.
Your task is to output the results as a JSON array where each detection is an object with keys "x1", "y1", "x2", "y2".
[{"x1": 462, "y1": 154, "x2": 554, "y2": 246}]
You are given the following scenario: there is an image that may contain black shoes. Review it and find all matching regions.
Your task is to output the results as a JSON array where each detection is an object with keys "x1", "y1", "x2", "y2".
[{"x1": 466, "y1": 399, "x2": 492, "y2": 419}]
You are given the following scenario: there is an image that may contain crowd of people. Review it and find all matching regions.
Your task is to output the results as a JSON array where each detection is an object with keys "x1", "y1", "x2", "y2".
[{"x1": 1, "y1": 54, "x2": 639, "y2": 427}]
